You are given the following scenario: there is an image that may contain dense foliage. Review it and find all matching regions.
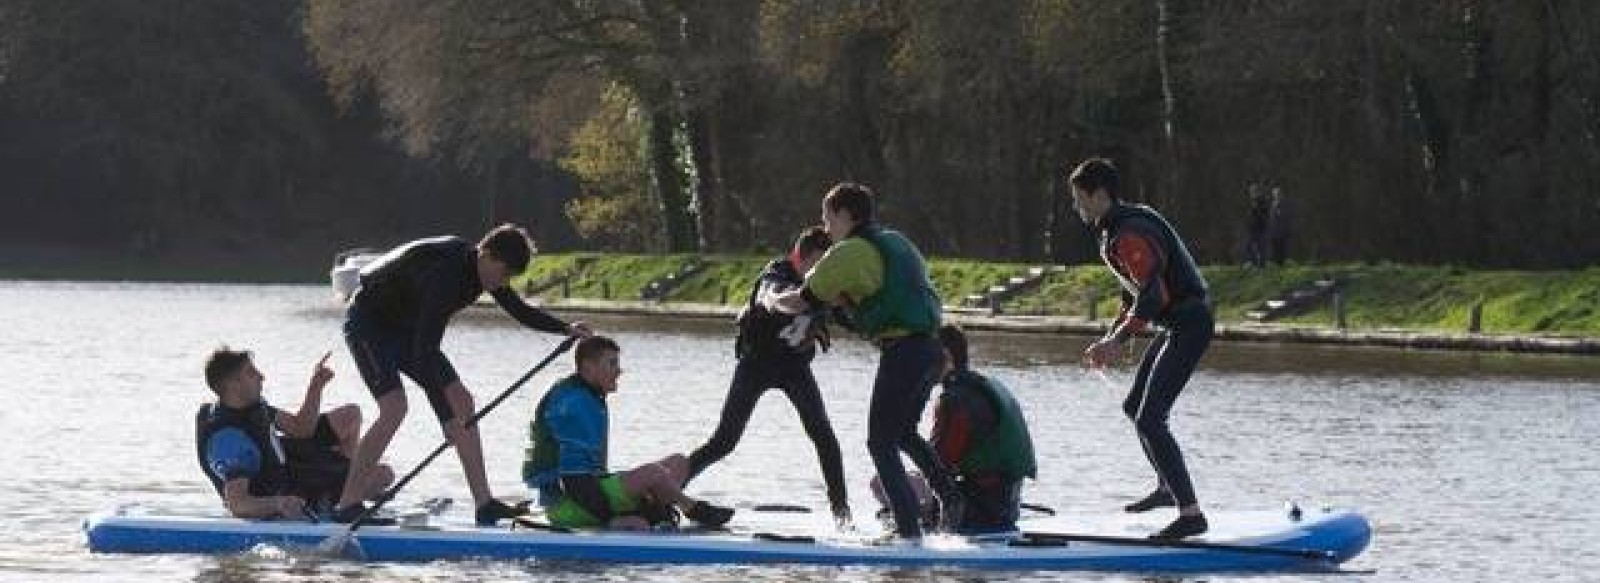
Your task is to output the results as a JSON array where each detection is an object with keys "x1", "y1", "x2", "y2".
[{"x1": 4, "y1": 1, "x2": 1596, "y2": 268}]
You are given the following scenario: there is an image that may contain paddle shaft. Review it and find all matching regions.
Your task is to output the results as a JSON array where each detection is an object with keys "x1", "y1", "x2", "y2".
[
  {"x1": 1021, "y1": 531, "x2": 1334, "y2": 561},
  {"x1": 340, "y1": 336, "x2": 578, "y2": 534}
]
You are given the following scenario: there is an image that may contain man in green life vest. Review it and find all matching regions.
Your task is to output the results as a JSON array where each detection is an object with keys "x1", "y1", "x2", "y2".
[
  {"x1": 869, "y1": 324, "x2": 1039, "y2": 534},
  {"x1": 767, "y1": 182, "x2": 961, "y2": 541},
  {"x1": 927, "y1": 324, "x2": 1037, "y2": 534}
]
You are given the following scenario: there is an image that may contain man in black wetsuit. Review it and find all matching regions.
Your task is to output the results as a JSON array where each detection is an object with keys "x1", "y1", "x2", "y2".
[
  {"x1": 331, "y1": 224, "x2": 590, "y2": 526},
  {"x1": 684, "y1": 227, "x2": 852, "y2": 526},
  {"x1": 1067, "y1": 158, "x2": 1214, "y2": 540},
  {"x1": 196, "y1": 347, "x2": 394, "y2": 520}
]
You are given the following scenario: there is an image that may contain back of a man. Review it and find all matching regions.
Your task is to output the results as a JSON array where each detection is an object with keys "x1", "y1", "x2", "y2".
[{"x1": 931, "y1": 325, "x2": 1037, "y2": 534}]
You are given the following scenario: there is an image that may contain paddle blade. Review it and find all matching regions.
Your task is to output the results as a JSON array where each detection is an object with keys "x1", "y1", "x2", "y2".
[{"x1": 314, "y1": 530, "x2": 365, "y2": 560}]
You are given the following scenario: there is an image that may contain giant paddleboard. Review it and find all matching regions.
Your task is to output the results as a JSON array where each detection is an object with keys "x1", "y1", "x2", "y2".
[{"x1": 83, "y1": 504, "x2": 1369, "y2": 572}]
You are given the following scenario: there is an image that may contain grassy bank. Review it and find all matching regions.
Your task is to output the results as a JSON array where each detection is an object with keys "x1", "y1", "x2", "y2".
[{"x1": 515, "y1": 254, "x2": 1600, "y2": 337}]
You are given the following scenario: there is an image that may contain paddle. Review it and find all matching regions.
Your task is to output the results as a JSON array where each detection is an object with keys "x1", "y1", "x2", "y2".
[
  {"x1": 1017, "y1": 531, "x2": 1336, "y2": 561},
  {"x1": 318, "y1": 336, "x2": 579, "y2": 556}
]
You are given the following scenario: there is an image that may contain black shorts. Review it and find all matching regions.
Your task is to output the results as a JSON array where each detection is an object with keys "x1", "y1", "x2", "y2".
[
  {"x1": 344, "y1": 309, "x2": 462, "y2": 424},
  {"x1": 281, "y1": 414, "x2": 350, "y2": 508}
]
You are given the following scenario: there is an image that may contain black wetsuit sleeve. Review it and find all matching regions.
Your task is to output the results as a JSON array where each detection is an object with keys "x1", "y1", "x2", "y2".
[
  {"x1": 560, "y1": 474, "x2": 613, "y2": 524},
  {"x1": 490, "y1": 287, "x2": 569, "y2": 334}
]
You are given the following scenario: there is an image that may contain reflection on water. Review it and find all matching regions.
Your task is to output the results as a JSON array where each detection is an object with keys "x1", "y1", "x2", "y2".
[{"x1": 1, "y1": 281, "x2": 1596, "y2": 582}]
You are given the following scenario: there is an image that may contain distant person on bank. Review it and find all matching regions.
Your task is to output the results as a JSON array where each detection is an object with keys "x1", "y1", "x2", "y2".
[
  {"x1": 196, "y1": 347, "x2": 393, "y2": 520},
  {"x1": 1066, "y1": 157, "x2": 1214, "y2": 540},
  {"x1": 683, "y1": 226, "x2": 852, "y2": 526},
  {"x1": 332, "y1": 224, "x2": 592, "y2": 526},
  {"x1": 767, "y1": 182, "x2": 961, "y2": 541},
  {"x1": 523, "y1": 336, "x2": 736, "y2": 530}
]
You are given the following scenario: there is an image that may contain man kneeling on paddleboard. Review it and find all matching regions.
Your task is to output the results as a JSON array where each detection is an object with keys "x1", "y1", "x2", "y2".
[
  {"x1": 871, "y1": 325, "x2": 1038, "y2": 535},
  {"x1": 196, "y1": 347, "x2": 394, "y2": 521},
  {"x1": 523, "y1": 336, "x2": 736, "y2": 530}
]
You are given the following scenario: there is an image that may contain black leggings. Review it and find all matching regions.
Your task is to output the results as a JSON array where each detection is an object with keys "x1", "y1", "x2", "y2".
[
  {"x1": 687, "y1": 357, "x2": 848, "y2": 510},
  {"x1": 1123, "y1": 303, "x2": 1213, "y2": 508},
  {"x1": 867, "y1": 334, "x2": 952, "y2": 538}
]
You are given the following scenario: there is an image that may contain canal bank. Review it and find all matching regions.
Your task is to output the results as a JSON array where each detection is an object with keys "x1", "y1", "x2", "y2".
[{"x1": 512, "y1": 297, "x2": 1600, "y2": 356}]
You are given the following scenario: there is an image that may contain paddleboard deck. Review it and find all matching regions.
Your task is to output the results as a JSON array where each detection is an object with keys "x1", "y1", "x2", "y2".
[{"x1": 83, "y1": 504, "x2": 1370, "y2": 572}]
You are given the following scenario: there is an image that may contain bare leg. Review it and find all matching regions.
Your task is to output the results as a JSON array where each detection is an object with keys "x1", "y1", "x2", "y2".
[
  {"x1": 618, "y1": 454, "x2": 697, "y2": 509},
  {"x1": 324, "y1": 404, "x2": 363, "y2": 459},
  {"x1": 442, "y1": 381, "x2": 492, "y2": 507},
  {"x1": 337, "y1": 390, "x2": 406, "y2": 509}
]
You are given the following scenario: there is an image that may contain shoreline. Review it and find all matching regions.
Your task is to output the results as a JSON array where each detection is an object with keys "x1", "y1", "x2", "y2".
[{"x1": 529, "y1": 298, "x2": 1600, "y2": 356}]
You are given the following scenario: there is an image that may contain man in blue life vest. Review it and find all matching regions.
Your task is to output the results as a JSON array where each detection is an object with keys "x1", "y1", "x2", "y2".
[
  {"x1": 767, "y1": 182, "x2": 961, "y2": 541},
  {"x1": 523, "y1": 336, "x2": 736, "y2": 530},
  {"x1": 196, "y1": 347, "x2": 393, "y2": 520},
  {"x1": 333, "y1": 224, "x2": 591, "y2": 526},
  {"x1": 1067, "y1": 157, "x2": 1214, "y2": 540},
  {"x1": 684, "y1": 226, "x2": 851, "y2": 526},
  {"x1": 928, "y1": 324, "x2": 1037, "y2": 534}
]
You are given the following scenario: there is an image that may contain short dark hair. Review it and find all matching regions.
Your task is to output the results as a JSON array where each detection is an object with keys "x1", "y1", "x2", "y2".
[
  {"x1": 1069, "y1": 157, "x2": 1121, "y2": 200},
  {"x1": 937, "y1": 324, "x2": 969, "y2": 371},
  {"x1": 792, "y1": 226, "x2": 832, "y2": 258},
  {"x1": 575, "y1": 335, "x2": 620, "y2": 367},
  {"x1": 204, "y1": 346, "x2": 253, "y2": 396},
  {"x1": 823, "y1": 182, "x2": 876, "y2": 224},
  {"x1": 479, "y1": 223, "x2": 535, "y2": 273}
]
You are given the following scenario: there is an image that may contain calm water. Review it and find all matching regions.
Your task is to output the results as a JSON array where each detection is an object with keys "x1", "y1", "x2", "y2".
[{"x1": 1, "y1": 281, "x2": 1596, "y2": 582}]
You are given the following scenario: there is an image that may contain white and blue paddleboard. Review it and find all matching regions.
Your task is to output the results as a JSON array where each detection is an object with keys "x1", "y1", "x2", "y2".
[{"x1": 83, "y1": 503, "x2": 1369, "y2": 572}]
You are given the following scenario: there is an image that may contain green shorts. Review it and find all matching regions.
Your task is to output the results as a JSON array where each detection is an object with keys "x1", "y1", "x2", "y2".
[{"x1": 546, "y1": 475, "x2": 640, "y2": 529}]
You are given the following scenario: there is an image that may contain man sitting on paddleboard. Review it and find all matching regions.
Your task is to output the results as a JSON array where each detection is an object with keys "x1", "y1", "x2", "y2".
[
  {"x1": 870, "y1": 325, "x2": 1038, "y2": 535},
  {"x1": 196, "y1": 347, "x2": 394, "y2": 521},
  {"x1": 523, "y1": 336, "x2": 736, "y2": 530}
]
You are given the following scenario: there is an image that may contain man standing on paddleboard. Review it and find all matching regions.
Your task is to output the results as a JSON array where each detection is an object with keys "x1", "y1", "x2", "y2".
[
  {"x1": 332, "y1": 224, "x2": 590, "y2": 526},
  {"x1": 767, "y1": 182, "x2": 961, "y2": 542},
  {"x1": 1066, "y1": 157, "x2": 1214, "y2": 540}
]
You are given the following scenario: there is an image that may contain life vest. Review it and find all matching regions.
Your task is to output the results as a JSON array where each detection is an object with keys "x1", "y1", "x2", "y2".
[
  {"x1": 735, "y1": 259, "x2": 816, "y2": 360},
  {"x1": 848, "y1": 226, "x2": 942, "y2": 339},
  {"x1": 194, "y1": 401, "x2": 293, "y2": 498},
  {"x1": 523, "y1": 375, "x2": 609, "y2": 491},
  {"x1": 944, "y1": 370, "x2": 1038, "y2": 481},
  {"x1": 1097, "y1": 203, "x2": 1208, "y2": 322}
]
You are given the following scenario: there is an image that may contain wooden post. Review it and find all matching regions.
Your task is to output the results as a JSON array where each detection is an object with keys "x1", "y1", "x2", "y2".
[
  {"x1": 988, "y1": 295, "x2": 1002, "y2": 316},
  {"x1": 561, "y1": 279, "x2": 570, "y2": 299},
  {"x1": 719, "y1": 285, "x2": 729, "y2": 305},
  {"x1": 601, "y1": 281, "x2": 611, "y2": 300},
  {"x1": 1468, "y1": 300, "x2": 1483, "y2": 333},
  {"x1": 1086, "y1": 290, "x2": 1099, "y2": 322},
  {"x1": 1333, "y1": 289, "x2": 1347, "y2": 330}
]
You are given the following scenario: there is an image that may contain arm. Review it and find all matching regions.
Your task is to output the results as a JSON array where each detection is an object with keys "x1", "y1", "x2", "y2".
[
  {"x1": 1106, "y1": 227, "x2": 1168, "y2": 344},
  {"x1": 930, "y1": 393, "x2": 972, "y2": 469},
  {"x1": 276, "y1": 351, "x2": 333, "y2": 438},
  {"x1": 490, "y1": 287, "x2": 581, "y2": 335},
  {"x1": 221, "y1": 478, "x2": 306, "y2": 520},
  {"x1": 769, "y1": 239, "x2": 880, "y2": 315},
  {"x1": 206, "y1": 430, "x2": 306, "y2": 519}
]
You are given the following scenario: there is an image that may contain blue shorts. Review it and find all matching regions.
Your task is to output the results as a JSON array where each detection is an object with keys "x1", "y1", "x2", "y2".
[{"x1": 344, "y1": 308, "x2": 461, "y2": 424}]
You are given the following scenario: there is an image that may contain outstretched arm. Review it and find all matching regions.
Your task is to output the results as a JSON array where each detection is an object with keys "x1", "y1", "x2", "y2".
[{"x1": 277, "y1": 351, "x2": 332, "y2": 438}]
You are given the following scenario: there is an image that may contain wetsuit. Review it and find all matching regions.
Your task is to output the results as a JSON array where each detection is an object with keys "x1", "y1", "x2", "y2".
[
  {"x1": 803, "y1": 223, "x2": 954, "y2": 538},
  {"x1": 344, "y1": 236, "x2": 568, "y2": 423},
  {"x1": 1096, "y1": 201, "x2": 1212, "y2": 509},
  {"x1": 195, "y1": 401, "x2": 349, "y2": 514},
  {"x1": 686, "y1": 258, "x2": 848, "y2": 513},
  {"x1": 931, "y1": 369, "x2": 1037, "y2": 534}
]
